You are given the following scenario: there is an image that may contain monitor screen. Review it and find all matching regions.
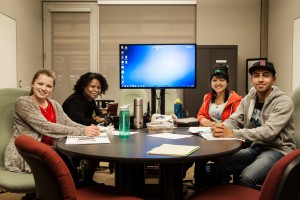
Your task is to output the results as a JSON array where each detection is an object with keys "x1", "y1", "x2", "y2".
[{"x1": 119, "y1": 44, "x2": 196, "y2": 89}]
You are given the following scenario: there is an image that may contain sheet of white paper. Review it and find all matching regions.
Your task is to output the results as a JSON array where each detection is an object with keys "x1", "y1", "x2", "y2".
[
  {"x1": 200, "y1": 132, "x2": 241, "y2": 140},
  {"x1": 188, "y1": 127, "x2": 241, "y2": 141},
  {"x1": 188, "y1": 126, "x2": 212, "y2": 133},
  {"x1": 111, "y1": 131, "x2": 138, "y2": 135},
  {"x1": 148, "y1": 133, "x2": 193, "y2": 139}
]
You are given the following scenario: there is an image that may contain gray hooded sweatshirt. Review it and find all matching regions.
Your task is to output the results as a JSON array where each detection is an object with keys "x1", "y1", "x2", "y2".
[{"x1": 224, "y1": 86, "x2": 296, "y2": 155}]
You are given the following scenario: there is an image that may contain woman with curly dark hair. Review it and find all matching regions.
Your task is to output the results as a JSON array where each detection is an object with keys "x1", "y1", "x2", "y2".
[
  {"x1": 63, "y1": 72, "x2": 109, "y2": 125},
  {"x1": 62, "y1": 72, "x2": 109, "y2": 185}
]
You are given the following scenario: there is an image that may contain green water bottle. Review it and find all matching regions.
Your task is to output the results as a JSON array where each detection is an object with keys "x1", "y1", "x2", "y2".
[{"x1": 119, "y1": 105, "x2": 130, "y2": 138}]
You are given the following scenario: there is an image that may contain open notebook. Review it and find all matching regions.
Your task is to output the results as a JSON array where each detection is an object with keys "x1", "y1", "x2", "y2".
[{"x1": 66, "y1": 133, "x2": 110, "y2": 144}]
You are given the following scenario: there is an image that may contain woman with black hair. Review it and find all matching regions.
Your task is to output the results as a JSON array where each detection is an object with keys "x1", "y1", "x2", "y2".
[
  {"x1": 197, "y1": 63, "x2": 242, "y2": 126},
  {"x1": 62, "y1": 72, "x2": 109, "y2": 186},
  {"x1": 63, "y1": 72, "x2": 109, "y2": 126},
  {"x1": 183, "y1": 64, "x2": 242, "y2": 184}
]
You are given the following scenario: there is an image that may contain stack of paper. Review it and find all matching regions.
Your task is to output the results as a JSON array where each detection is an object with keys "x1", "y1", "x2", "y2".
[
  {"x1": 147, "y1": 144, "x2": 200, "y2": 156},
  {"x1": 66, "y1": 133, "x2": 110, "y2": 144}
]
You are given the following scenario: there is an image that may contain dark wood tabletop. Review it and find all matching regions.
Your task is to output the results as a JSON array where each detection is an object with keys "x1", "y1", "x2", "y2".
[
  {"x1": 56, "y1": 127, "x2": 242, "y2": 163},
  {"x1": 56, "y1": 127, "x2": 242, "y2": 200}
]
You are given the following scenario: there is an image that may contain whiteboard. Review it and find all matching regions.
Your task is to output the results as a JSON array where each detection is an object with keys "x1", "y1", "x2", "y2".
[
  {"x1": 293, "y1": 17, "x2": 300, "y2": 91},
  {"x1": 0, "y1": 13, "x2": 17, "y2": 88}
]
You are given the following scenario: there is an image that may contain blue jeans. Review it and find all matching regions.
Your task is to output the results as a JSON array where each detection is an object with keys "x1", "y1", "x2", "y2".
[{"x1": 213, "y1": 146, "x2": 284, "y2": 189}]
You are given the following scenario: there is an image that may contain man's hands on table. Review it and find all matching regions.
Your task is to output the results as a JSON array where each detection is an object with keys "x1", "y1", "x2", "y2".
[{"x1": 211, "y1": 122, "x2": 234, "y2": 138}]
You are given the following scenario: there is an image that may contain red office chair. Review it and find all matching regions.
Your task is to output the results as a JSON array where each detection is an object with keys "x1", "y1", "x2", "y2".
[
  {"x1": 190, "y1": 149, "x2": 300, "y2": 200},
  {"x1": 15, "y1": 135, "x2": 142, "y2": 200},
  {"x1": 107, "y1": 103, "x2": 118, "y2": 116}
]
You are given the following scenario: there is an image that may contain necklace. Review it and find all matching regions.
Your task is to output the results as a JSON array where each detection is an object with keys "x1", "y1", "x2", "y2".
[{"x1": 215, "y1": 98, "x2": 224, "y2": 108}]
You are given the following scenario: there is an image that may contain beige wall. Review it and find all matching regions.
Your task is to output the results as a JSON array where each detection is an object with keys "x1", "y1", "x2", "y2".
[
  {"x1": 1, "y1": 0, "x2": 299, "y2": 97},
  {"x1": 196, "y1": 0, "x2": 261, "y2": 96},
  {"x1": 0, "y1": 0, "x2": 43, "y2": 88},
  {"x1": 268, "y1": 0, "x2": 300, "y2": 95}
]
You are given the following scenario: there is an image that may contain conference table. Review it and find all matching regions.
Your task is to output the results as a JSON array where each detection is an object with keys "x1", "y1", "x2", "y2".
[{"x1": 56, "y1": 127, "x2": 242, "y2": 200}]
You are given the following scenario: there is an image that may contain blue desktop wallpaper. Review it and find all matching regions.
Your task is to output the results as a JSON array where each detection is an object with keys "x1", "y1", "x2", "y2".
[{"x1": 120, "y1": 44, "x2": 196, "y2": 88}]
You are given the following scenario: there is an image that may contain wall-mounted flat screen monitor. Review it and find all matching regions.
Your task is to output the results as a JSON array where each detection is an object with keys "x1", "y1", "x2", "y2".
[{"x1": 119, "y1": 44, "x2": 196, "y2": 89}]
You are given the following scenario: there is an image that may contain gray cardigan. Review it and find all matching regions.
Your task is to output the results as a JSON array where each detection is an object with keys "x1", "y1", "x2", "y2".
[
  {"x1": 225, "y1": 86, "x2": 296, "y2": 155},
  {"x1": 4, "y1": 96, "x2": 85, "y2": 172}
]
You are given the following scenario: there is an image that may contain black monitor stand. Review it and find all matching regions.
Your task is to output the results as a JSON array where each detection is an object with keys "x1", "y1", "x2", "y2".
[{"x1": 151, "y1": 88, "x2": 165, "y2": 115}]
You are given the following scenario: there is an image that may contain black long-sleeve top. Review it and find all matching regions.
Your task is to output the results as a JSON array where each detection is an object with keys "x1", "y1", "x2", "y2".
[{"x1": 62, "y1": 93, "x2": 104, "y2": 126}]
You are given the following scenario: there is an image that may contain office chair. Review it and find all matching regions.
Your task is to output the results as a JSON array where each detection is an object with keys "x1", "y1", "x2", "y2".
[
  {"x1": 190, "y1": 149, "x2": 300, "y2": 200},
  {"x1": 291, "y1": 86, "x2": 300, "y2": 148},
  {"x1": 15, "y1": 134, "x2": 143, "y2": 200},
  {"x1": 0, "y1": 88, "x2": 35, "y2": 194},
  {"x1": 106, "y1": 102, "x2": 118, "y2": 117}
]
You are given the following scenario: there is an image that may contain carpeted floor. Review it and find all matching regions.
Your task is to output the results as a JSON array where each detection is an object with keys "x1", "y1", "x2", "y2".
[{"x1": 0, "y1": 163, "x2": 196, "y2": 200}]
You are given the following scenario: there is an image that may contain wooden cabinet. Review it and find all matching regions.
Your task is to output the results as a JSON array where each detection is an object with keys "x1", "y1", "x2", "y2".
[{"x1": 184, "y1": 45, "x2": 238, "y2": 118}]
